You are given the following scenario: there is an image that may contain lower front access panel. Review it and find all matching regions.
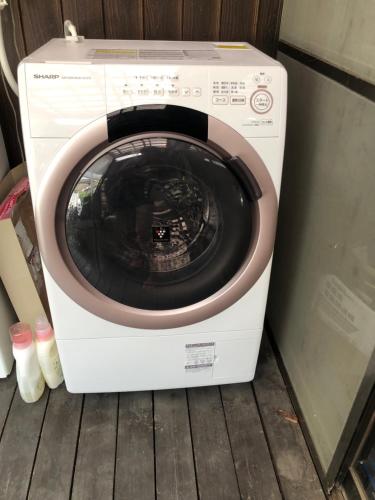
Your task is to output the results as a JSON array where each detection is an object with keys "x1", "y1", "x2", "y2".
[{"x1": 57, "y1": 330, "x2": 263, "y2": 393}]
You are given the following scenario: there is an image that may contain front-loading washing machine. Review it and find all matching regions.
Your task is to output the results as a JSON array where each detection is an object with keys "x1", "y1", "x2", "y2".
[{"x1": 18, "y1": 39, "x2": 287, "y2": 393}]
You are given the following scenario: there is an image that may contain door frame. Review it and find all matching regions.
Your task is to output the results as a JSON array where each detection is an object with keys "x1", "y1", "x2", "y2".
[{"x1": 36, "y1": 106, "x2": 278, "y2": 329}]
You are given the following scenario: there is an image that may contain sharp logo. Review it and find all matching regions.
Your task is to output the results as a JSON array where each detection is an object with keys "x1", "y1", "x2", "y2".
[{"x1": 33, "y1": 74, "x2": 60, "y2": 79}]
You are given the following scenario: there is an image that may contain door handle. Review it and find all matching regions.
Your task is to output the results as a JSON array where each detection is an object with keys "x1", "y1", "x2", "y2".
[{"x1": 225, "y1": 156, "x2": 262, "y2": 202}]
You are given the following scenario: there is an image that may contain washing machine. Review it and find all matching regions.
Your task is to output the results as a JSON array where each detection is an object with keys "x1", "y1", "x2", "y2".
[{"x1": 18, "y1": 39, "x2": 287, "y2": 393}]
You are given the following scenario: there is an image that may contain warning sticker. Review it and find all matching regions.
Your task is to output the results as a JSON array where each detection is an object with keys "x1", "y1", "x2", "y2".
[
  {"x1": 89, "y1": 48, "x2": 137, "y2": 59},
  {"x1": 185, "y1": 342, "x2": 215, "y2": 370},
  {"x1": 214, "y1": 43, "x2": 249, "y2": 50}
]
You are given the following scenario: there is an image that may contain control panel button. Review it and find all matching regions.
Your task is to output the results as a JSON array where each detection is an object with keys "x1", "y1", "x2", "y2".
[
  {"x1": 168, "y1": 88, "x2": 179, "y2": 96},
  {"x1": 122, "y1": 89, "x2": 133, "y2": 95},
  {"x1": 212, "y1": 95, "x2": 229, "y2": 105},
  {"x1": 137, "y1": 89, "x2": 149, "y2": 96},
  {"x1": 182, "y1": 87, "x2": 190, "y2": 96},
  {"x1": 250, "y1": 90, "x2": 273, "y2": 113},
  {"x1": 264, "y1": 75, "x2": 272, "y2": 84},
  {"x1": 230, "y1": 95, "x2": 246, "y2": 105},
  {"x1": 252, "y1": 75, "x2": 261, "y2": 84},
  {"x1": 192, "y1": 87, "x2": 202, "y2": 97},
  {"x1": 153, "y1": 88, "x2": 164, "y2": 96}
]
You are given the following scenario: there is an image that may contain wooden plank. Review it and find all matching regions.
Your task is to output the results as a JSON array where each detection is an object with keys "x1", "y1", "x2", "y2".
[
  {"x1": 183, "y1": 0, "x2": 221, "y2": 41},
  {"x1": 154, "y1": 389, "x2": 197, "y2": 500},
  {"x1": 144, "y1": 0, "x2": 183, "y2": 40},
  {"x1": 221, "y1": 383, "x2": 282, "y2": 500},
  {"x1": 28, "y1": 385, "x2": 83, "y2": 500},
  {"x1": 255, "y1": 0, "x2": 283, "y2": 56},
  {"x1": 19, "y1": 0, "x2": 63, "y2": 53},
  {"x1": 188, "y1": 385, "x2": 240, "y2": 500},
  {"x1": 6, "y1": 0, "x2": 27, "y2": 58},
  {"x1": 0, "y1": 0, "x2": 26, "y2": 75},
  {"x1": 0, "y1": 388, "x2": 49, "y2": 500},
  {"x1": 61, "y1": 0, "x2": 104, "y2": 38},
  {"x1": 220, "y1": 0, "x2": 259, "y2": 43},
  {"x1": 104, "y1": 0, "x2": 143, "y2": 39},
  {"x1": 0, "y1": 0, "x2": 26, "y2": 166},
  {"x1": 253, "y1": 335, "x2": 326, "y2": 500},
  {"x1": 329, "y1": 487, "x2": 346, "y2": 500},
  {"x1": 115, "y1": 391, "x2": 154, "y2": 500},
  {"x1": 71, "y1": 393, "x2": 118, "y2": 500},
  {"x1": 0, "y1": 369, "x2": 17, "y2": 435},
  {"x1": 0, "y1": 80, "x2": 22, "y2": 168},
  {"x1": 0, "y1": 0, "x2": 26, "y2": 71}
]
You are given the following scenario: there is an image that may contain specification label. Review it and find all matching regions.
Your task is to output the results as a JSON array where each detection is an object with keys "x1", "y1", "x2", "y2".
[{"x1": 185, "y1": 342, "x2": 215, "y2": 370}]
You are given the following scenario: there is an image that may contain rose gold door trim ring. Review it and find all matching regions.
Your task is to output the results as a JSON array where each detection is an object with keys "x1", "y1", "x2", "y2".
[{"x1": 36, "y1": 112, "x2": 278, "y2": 329}]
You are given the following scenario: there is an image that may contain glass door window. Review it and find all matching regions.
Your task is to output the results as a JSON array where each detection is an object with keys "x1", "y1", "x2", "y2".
[{"x1": 65, "y1": 137, "x2": 253, "y2": 310}]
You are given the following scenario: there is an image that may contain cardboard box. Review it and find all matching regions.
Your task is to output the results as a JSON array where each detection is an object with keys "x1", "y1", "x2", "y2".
[
  {"x1": 0, "y1": 164, "x2": 49, "y2": 341},
  {"x1": 0, "y1": 278, "x2": 16, "y2": 377}
]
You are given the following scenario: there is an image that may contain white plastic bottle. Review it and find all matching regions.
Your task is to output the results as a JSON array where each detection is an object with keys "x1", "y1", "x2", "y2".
[
  {"x1": 35, "y1": 315, "x2": 64, "y2": 389},
  {"x1": 9, "y1": 322, "x2": 45, "y2": 403}
]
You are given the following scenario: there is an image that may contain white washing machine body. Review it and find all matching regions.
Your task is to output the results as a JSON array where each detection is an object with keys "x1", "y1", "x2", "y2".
[{"x1": 18, "y1": 39, "x2": 287, "y2": 392}]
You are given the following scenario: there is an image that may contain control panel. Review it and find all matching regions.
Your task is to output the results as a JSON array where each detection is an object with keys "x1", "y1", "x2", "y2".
[
  {"x1": 210, "y1": 74, "x2": 274, "y2": 113},
  {"x1": 24, "y1": 63, "x2": 282, "y2": 138},
  {"x1": 106, "y1": 65, "x2": 281, "y2": 137},
  {"x1": 208, "y1": 68, "x2": 280, "y2": 136},
  {"x1": 120, "y1": 74, "x2": 202, "y2": 98},
  {"x1": 106, "y1": 68, "x2": 204, "y2": 104}
]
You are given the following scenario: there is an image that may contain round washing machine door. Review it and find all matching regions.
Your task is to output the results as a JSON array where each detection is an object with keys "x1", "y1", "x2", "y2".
[{"x1": 36, "y1": 105, "x2": 278, "y2": 329}]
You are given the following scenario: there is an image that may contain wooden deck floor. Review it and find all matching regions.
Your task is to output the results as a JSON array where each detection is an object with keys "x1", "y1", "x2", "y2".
[{"x1": 0, "y1": 334, "x2": 326, "y2": 500}]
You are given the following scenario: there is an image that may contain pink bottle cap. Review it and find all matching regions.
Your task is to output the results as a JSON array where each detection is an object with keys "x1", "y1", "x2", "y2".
[
  {"x1": 9, "y1": 322, "x2": 33, "y2": 349},
  {"x1": 35, "y1": 315, "x2": 54, "y2": 342}
]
